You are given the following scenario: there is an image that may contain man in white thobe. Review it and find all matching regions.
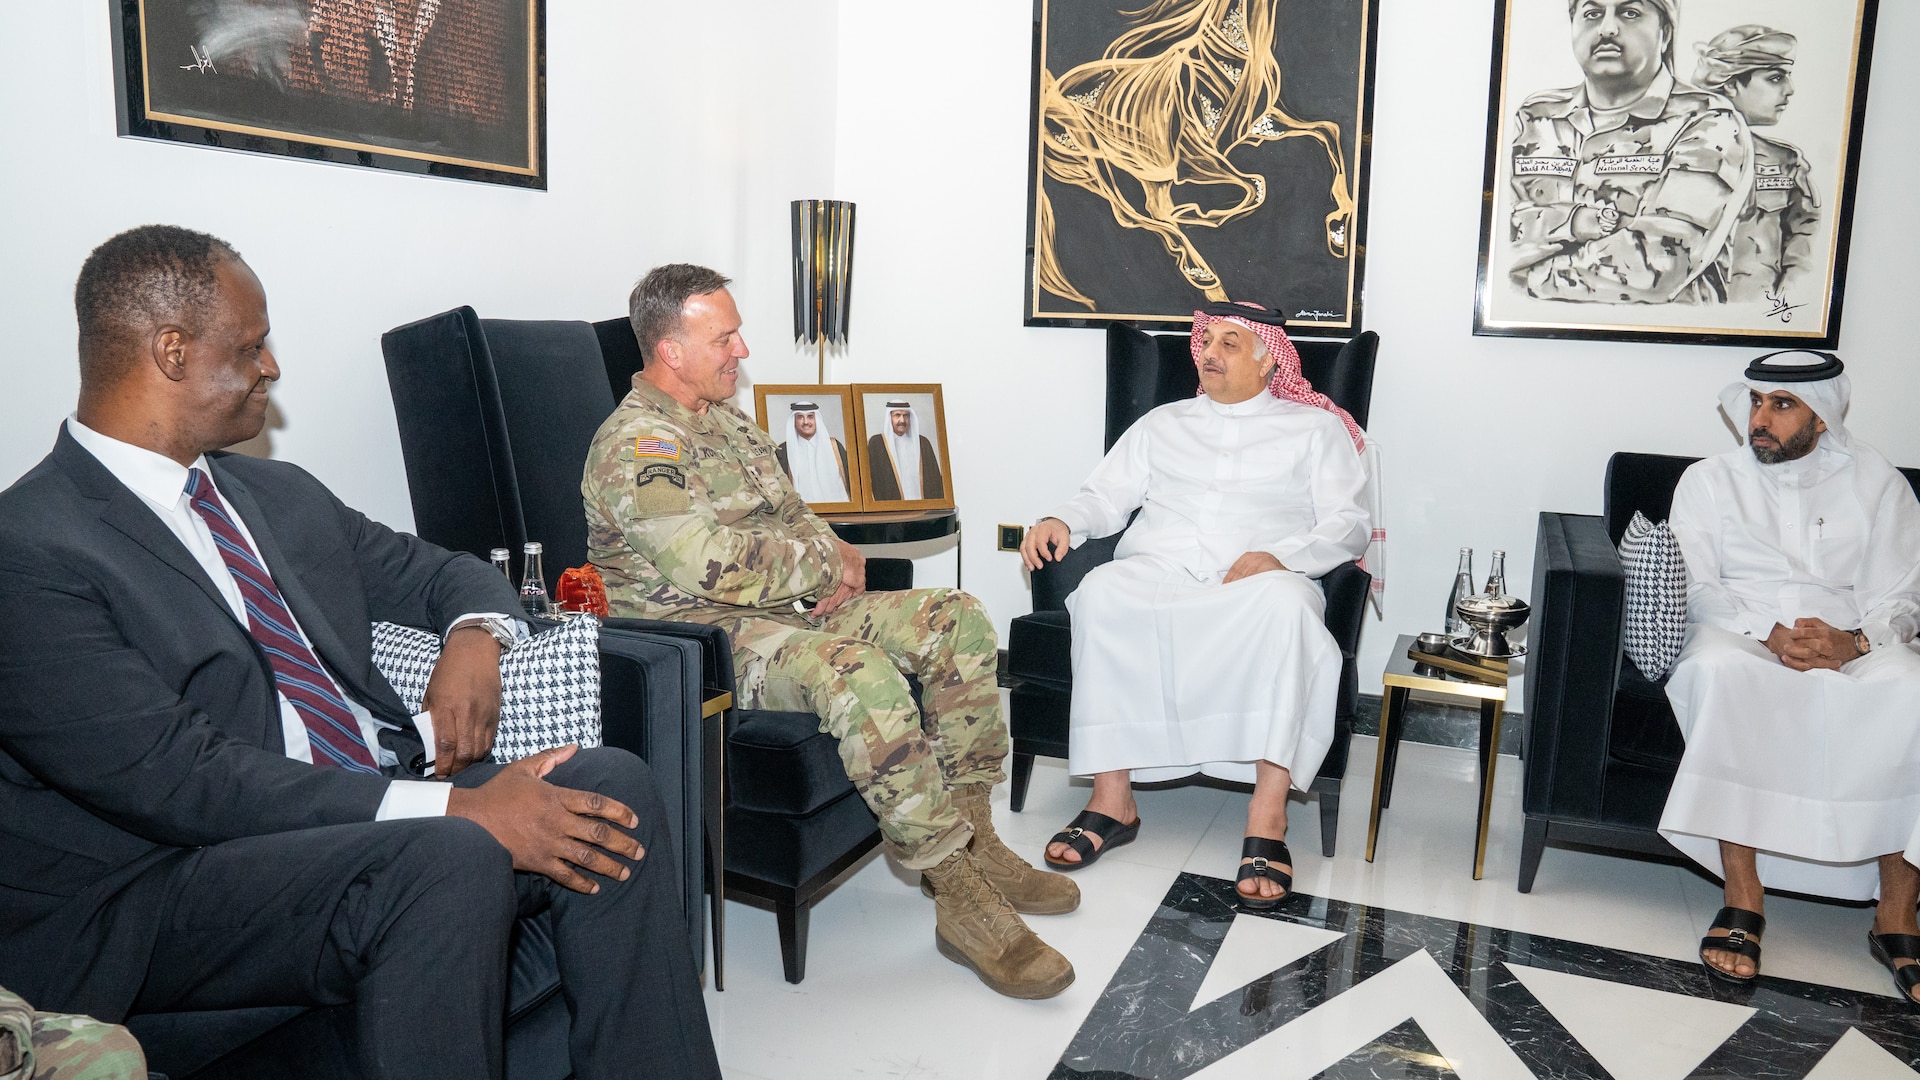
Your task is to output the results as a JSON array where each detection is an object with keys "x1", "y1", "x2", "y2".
[
  {"x1": 866, "y1": 400, "x2": 945, "y2": 501},
  {"x1": 775, "y1": 400, "x2": 851, "y2": 503},
  {"x1": 1022, "y1": 303, "x2": 1368, "y2": 907},
  {"x1": 1660, "y1": 350, "x2": 1920, "y2": 998}
]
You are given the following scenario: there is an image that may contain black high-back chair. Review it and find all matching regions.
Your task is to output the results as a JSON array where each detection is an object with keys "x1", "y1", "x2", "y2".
[
  {"x1": 1521, "y1": 452, "x2": 1920, "y2": 892},
  {"x1": 381, "y1": 308, "x2": 898, "y2": 985},
  {"x1": 1001, "y1": 326, "x2": 1379, "y2": 856}
]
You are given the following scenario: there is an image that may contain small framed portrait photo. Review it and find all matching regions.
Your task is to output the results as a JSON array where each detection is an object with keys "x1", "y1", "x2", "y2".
[
  {"x1": 752, "y1": 385, "x2": 865, "y2": 514},
  {"x1": 851, "y1": 385, "x2": 954, "y2": 511}
]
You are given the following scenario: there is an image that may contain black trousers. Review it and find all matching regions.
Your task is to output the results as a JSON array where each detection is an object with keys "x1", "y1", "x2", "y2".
[{"x1": 130, "y1": 747, "x2": 719, "y2": 1080}]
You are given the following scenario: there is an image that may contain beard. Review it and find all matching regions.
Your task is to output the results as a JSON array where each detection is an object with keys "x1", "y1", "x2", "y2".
[{"x1": 1751, "y1": 422, "x2": 1820, "y2": 464}]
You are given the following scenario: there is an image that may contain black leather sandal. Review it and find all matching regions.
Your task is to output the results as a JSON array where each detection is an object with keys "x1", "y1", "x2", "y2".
[
  {"x1": 1044, "y1": 809, "x2": 1140, "y2": 870},
  {"x1": 1700, "y1": 906, "x2": 1765, "y2": 985},
  {"x1": 1868, "y1": 931, "x2": 1920, "y2": 1006},
  {"x1": 1235, "y1": 837, "x2": 1293, "y2": 911}
]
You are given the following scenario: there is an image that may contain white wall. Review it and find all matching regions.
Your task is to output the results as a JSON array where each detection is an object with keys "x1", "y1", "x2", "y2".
[
  {"x1": 4, "y1": 1, "x2": 1916, "y2": 697},
  {"x1": 831, "y1": 0, "x2": 1920, "y2": 693},
  {"x1": 0, "y1": 0, "x2": 841, "y2": 530}
]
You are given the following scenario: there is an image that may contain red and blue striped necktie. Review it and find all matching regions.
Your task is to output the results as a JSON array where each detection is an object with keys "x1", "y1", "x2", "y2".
[{"x1": 185, "y1": 468, "x2": 380, "y2": 773}]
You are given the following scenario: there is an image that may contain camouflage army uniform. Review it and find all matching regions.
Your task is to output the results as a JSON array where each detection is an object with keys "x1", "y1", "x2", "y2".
[
  {"x1": 582, "y1": 377, "x2": 1007, "y2": 869},
  {"x1": 1509, "y1": 71, "x2": 1752, "y2": 303},
  {"x1": 1721, "y1": 134, "x2": 1819, "y2": 303},
  {"x1": 0, "y1": 987, "x2": 145, "y2": 1080}
]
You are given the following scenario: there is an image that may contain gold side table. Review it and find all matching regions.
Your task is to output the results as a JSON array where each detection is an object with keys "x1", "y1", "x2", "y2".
[{"x1": 1364, "y1": 633, "x2": 1512, "y2": 879}]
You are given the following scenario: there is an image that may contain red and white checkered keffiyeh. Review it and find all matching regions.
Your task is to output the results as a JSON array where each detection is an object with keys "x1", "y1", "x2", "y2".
[{"x1": 1189, "y1": 304, "x2": 1365, "y2": 453}]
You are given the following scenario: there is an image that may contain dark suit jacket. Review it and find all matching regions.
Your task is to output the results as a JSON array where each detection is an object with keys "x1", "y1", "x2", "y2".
[
  {"x1": 0, "y1": 429, "x2": 520, "y2": 1019},
  {"x1": 864, "y1": 434, "x2": 945, "y2": 501}
]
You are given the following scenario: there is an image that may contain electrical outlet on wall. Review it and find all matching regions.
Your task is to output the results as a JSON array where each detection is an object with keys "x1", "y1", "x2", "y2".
[{"x1": 998, "y1": 524, "x2": 1025, "y2": 552}]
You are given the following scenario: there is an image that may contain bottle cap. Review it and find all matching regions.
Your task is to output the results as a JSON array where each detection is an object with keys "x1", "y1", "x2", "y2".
[
  {"x1": 523, "y1": 542, "x2": 543, "y2": 554},
  {"x1": 491, "y1": 548, "x2": 511, "y2": 559}
]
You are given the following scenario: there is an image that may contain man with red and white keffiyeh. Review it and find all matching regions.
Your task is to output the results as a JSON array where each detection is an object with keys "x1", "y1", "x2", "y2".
[{"x1": 1021, "y1": 302, "x2": 1368, "y2": 910}]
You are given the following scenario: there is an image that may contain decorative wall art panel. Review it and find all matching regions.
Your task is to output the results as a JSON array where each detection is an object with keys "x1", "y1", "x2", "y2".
[
  {"x1": 1025, "y1": 0, "x2": 1380, "y2": 332},
  {"x1": 1473, "y1": 0, "x2": 1878, "y2": 347},
  {"x1": 113, "y1": 0, "x2": 545, "y2": 188}
]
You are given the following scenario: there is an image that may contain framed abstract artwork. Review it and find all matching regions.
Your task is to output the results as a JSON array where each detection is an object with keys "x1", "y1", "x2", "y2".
[
  {"x1": 849, "y1": 385, "x2": 955, "y2": 513},
  {"x1": 1024, "y1": 0, "x2": 1381, "y2": 333},
  {"x1": 1473, "y1": 0, "x2": 1878, "y2": 346},
  {"x1": 752, "y1": 385, "x2": 867, "y2": 515},
  {"x1": 111, "y1": 0, "x2": 546, "y2": 188}
]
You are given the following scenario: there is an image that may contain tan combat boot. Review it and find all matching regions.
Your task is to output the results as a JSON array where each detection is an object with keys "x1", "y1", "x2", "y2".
[
  {"x1": 922, "y1": 847, "x2": 1076, "y2": 999},
  {"x1": 926, "y1": 783, "x2": 1080, "y2": 915}
]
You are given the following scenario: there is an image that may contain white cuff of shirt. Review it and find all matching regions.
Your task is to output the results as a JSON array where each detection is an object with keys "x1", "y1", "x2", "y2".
[
  {"x1": 1861, "y1": 619, "x2": 1900, "y2": 652},
  {"x1": 446, "y1": 612, "x2": 528, "y2": 649},
  {"x1": 1740, "y1": 612, "x2": 1778, "y2": 641},
  {"x1": 375, "y1": 780, "x2": 452, "y2": 820}
]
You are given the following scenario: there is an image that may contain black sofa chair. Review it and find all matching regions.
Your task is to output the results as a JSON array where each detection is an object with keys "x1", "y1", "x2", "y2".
[
  {"x1": 127, "y1": 621, "x2": 710, "y2": 1080},
  {"x1": 380, "y1": 307, "x2": 902, "y2": 985},
  {"x1": 1520, "y1": 452, "x2": 1920, "y2": 892},
  {"x1": 1002, "y1": 326, "x2": 1378, "y2": 856}
]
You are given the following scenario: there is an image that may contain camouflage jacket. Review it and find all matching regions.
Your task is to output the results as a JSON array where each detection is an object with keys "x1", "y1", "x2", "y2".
[
  {"x1": 1723, "y1": 134, "x2": 1819, "y2": 303},
  {"x1": 582, "y1": 377, "x2": 843, "y2": 629},
  {"x1": 1508, "y1": 70, "x2": 1752, "y2": 304}
]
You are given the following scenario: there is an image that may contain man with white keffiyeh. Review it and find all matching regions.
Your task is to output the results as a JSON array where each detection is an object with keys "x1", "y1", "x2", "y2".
[{"x1": 1020, "y1": 302, "x2": 1369, "y2": 910}]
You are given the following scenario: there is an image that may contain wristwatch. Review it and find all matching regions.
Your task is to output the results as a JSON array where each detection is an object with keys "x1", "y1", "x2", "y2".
[
  {"x1": 450, "y1": 615, "x2": 518, "y2": 653},
  {"x1": 1851, "y1": 628, "x2": 1872, "y2": 657}
]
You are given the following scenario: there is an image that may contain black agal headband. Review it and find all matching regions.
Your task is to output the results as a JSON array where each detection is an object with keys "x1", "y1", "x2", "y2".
[
  {"x1": 1198, "y1": 301, "x2": 1288, "y2": 327},
  {"x1": 1744, "y1": 349, "x2": 1844, "y2": 383}
]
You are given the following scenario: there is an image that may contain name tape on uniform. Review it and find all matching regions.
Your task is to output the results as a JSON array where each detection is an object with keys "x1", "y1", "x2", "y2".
[
  {"x1": 1514, "y1": 156, "x2": 1576, "y2": 178},
  {"x1": 1755, "y1": 176, "x2": 1797, "y2": 190}
]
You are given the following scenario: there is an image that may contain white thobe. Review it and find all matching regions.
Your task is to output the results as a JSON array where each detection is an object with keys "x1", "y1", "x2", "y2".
[
  {"x1": 1661, "y1": 441, "x2": 1920, "y2": 900},
  {"x1": 1048, "y1": 392, "x2": 1369, "y2": 787}
]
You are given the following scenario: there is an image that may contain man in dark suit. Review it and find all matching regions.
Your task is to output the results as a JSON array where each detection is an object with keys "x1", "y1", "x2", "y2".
[
  {"x1": 865, "y1": 400, "x2": 945, "y2": 501},
  {"x1": 0, "y1": 226, "x2": 720, "y2": 1079}
]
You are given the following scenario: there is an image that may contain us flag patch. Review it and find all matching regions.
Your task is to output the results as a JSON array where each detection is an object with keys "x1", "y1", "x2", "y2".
[{"x1": 634, "y1": 438, "x2": 680, "y2": 460}]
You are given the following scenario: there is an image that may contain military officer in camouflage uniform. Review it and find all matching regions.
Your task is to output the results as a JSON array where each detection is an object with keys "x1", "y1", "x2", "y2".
[
  {"x1": 1508, "y1": 0, "x2": 1752, "y2": 304},
  {"x1": 0, "y1": 986, "x2": 145, "y2": 1080},
  {"x1": 1693, "y1": 26, "x2": 1820, "y2": 304},
  {"x1": 582, "y1": 264, "x2": 1077, "y2": 1000}
]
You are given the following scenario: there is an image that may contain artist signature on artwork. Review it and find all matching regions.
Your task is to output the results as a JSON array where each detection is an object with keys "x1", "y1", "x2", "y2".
[
  {"x1": 1293, "y1": 310, "x2": 1340, "y2": 321},
  {"x1": 180, "y1": 46, "x2": 216, "y2": 75},
  {"x1": 1764, "y1": 292, "x2": 1805, "y2": 323}
]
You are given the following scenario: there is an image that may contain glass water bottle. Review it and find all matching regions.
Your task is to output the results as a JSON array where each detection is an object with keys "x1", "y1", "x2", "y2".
[
  {"x1": 490, "y1": 547, "x2": 512, "y2": 580},
  {"x1": 1483, "y1": 549, "x2": 1508, "y2": 598},
  {"x1": 1445, "y1": 548, "x2": 1474, "y2": 635},
  {"x1": 519, "y1": 543, "x2": 550, "y2": 618}
]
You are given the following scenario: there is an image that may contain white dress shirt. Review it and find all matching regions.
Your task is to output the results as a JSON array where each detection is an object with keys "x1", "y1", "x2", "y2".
[{"x1": 66, "y1": 418, "x2": 512, "y2": 819}]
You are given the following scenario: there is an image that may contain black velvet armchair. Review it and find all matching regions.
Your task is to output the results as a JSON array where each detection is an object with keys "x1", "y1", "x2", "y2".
[
  {"x1": 1002, "y1": 326, "x2": 1379, "y2": 857},
  {"x1": 380, "y1": 307, "x2": 899, "y2": 985},
  {"x1": 1519, "y1": 452, "x2": 1920, "y2": 892}
]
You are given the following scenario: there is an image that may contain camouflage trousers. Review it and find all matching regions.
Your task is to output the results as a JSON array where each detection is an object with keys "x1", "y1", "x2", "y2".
[
  {"x1": 732, "y1": 588, "x2": 1009, "y2": 869},
  {"x1": 0, "y1": 987, "x2": 145, "y2": 1080}
]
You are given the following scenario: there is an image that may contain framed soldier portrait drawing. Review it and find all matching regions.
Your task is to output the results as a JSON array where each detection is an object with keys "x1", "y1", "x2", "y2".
[
  {"x1": 110, "y1": 0, "x2": 546, "y2": 188},
  {"x1": 752, "y1": 385, "x2": 866, "y2": 515},
  {"x1": 1473, "y1": 0, "x2": 1879, "y2": 347},
  {"x1": 849, "y1": 386, "x2": 955, "y2": 513},
  {"x1": 1023, "y1": 0, "x2": 1381, "y2": 333}
]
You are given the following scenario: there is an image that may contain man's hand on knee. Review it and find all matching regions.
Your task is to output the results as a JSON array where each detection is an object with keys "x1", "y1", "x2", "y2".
[
  {"x1": 1223, "y1": 551, "x2": 1286, "y2": 583},
  {"x1": 423, "y1": 625, "x2": 505, "y2": 777},
  {"x1": 448, "y1": 745, "x2": 645, "y2": 894},
  {"x1": 1767, "y1": 619, "x2": 1856, "y2": 671},
  {"x1": 832, "y1": 538, "x2": 868, "y2": 595},
  {"x1": 1020, "y1": 518, "x2": 1072, "y2": 571}
]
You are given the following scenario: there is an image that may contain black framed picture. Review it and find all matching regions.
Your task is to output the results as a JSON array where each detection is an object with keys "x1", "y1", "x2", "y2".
[
  {"x1": 1473, "y1": 0, "x2": 1878, "y2": 347},
  {"x1": 112, "y1": 0, "x2": 546, "y2": 189},
  {"x1": 1023, "y1": 0, "x2": 1380, "y2": 332}
]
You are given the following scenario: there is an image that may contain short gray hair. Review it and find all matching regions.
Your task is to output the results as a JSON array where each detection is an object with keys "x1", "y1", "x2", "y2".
[{"x1": 629, "y1": 264, "x2": 732, "y2": 363}]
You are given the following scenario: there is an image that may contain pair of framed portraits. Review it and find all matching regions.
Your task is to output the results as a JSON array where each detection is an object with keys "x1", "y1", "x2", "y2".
[{"x1": 751, "y1": 384, "x2": 953, "y2": 514}]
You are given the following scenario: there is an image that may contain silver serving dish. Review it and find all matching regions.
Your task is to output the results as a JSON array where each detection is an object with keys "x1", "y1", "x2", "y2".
[
  {"x1": 1413, "y1": 631, "x2": 1451, "y2": 654},
  {"x1": 1451, "y1": 593, "x2": 1530, "y2": 659}
]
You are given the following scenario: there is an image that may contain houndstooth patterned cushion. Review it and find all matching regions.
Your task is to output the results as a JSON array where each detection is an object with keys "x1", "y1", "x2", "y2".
[
  {"x1": 370, "y1": 615, "x2": 602, "y2": 763},
  {"x1": 1618, "y1": 511, "x2": 1689, "y2": 681}
]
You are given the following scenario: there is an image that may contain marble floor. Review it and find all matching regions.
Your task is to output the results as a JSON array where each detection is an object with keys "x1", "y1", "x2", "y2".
[{"x1": 700, "y1": 737, "x2": 1920, "y2": 1079}]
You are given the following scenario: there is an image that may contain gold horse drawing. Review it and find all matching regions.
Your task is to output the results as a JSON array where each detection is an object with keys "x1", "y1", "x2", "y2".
[{"x1": 1036, "y1": 0, "x2": 1355, "y2": 309}]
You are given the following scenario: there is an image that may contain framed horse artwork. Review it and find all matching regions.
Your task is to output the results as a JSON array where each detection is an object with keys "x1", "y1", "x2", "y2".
[{"x1": 1023, "y1": 0, "x2": 1382, "y2": 333}]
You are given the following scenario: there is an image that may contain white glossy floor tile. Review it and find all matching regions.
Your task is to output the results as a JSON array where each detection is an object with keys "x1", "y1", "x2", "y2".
[{"x1": 1505, "y1": 961, "x2": 1754, "y2": 1079}]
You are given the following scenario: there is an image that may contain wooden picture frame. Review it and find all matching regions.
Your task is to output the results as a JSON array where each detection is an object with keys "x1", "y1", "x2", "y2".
[
  {"x1": 110, "y1": 0, "x2": 547, "y2": 188},
  {"x1": 849, "y1": 385, "x2": 955, "y2": 512},
  {"x1": 752, "y1": 385, "x2": 865, "y2": 515},
  {"x1": 1023, "y1": 0, "x2": 1381, "y2": 333},
  {"x1": 1473, "y1": 0, "x2": 1878, "y2": 347}
]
